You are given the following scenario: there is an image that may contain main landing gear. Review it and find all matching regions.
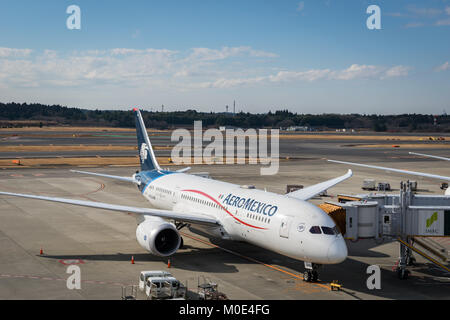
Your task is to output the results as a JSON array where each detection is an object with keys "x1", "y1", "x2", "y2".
[{"x1": 303, "y1": 262, "x2": 321, "y2": 282}]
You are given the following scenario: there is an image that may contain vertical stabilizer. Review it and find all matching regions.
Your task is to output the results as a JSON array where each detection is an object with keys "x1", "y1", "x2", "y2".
[{"x1": 133, "y1": 108, "x2": 161, "y2": 171}]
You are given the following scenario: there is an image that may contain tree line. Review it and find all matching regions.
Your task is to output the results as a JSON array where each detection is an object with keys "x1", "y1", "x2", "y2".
[{"x1": 0, "y1": 102, "x2": 449, "y2": 132}]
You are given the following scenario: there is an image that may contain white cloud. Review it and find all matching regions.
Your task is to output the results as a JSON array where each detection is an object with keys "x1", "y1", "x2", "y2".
[
  {"x1": 389, "y1": 5, "x2": 450, "y2": 27},
  {"x1": 435, "y1": 61, "x2": 450, "y2": 72},
  {"x1": 0, "y1": 47, "x2": 410, "y2": 92},
  {"x1": 186, "y1": 46, "x2": 278, "y2": 62},
  {"x1": 269, "y1": 69, "x2": 331, "y2": 82},
  {"x1": 43, "y1": 50, "x2": 58, "y2": 59},
  {"x1": 435, "y1": 18, "x2": 450, "y2": 26},
  {"x1": 110, "y1": 48, "x2": 176, "y2": 56},
  {"x1": 407, "y1": 5, "x2": 442, "y2": 17},
  {"x1": 0, "y1": 46, "x2": 277, "y2": 89},
  {"x1": 404, "y1": 22, "x2": 425, "y2": 28},
  {"x1": 331, "y1": 64, "x2": 380, "y2": 80},
  {"x1": 382, "y1": 65, "x2": 411, "y2": 79},
  {"x1": 198, "y1": 76, "x2": 267, "y2": 89},
  {"x1": 194, "y1": 64, "x2": 410, "y2": 89},
  {"x1": 0, "y1": 47, "x2": 32, "y2": 58},
  {"x1": 385, "y1": 12, "x2": 407, "y2": 17}
]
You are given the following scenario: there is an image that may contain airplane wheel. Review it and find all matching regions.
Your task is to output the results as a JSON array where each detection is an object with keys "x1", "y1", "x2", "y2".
[
  {"x1": 303, "y1": 271, "x2": 311, "y2": 282},
  {"x1": 312, "y1": 271, "x2": 318, "y2": 282}
]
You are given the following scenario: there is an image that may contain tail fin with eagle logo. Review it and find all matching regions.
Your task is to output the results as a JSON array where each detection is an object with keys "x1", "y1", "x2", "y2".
[{"x1": 134, "y1": 108, "x2": 162, "y2": 172}]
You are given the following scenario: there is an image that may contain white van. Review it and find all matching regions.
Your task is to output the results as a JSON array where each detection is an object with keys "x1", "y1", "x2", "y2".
[
  {"x1": 139, "y1": 271, "x2": 172, "y2": 291},
  {"x1": 145, "y1": 276, "x2": 181, "y2": 299}
]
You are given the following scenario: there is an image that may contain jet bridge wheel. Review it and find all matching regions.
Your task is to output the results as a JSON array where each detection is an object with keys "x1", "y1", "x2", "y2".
[
  {"x1": 406, "y1": 255, "x2": 416, "y2": 266},
  {"x1": 397, "y1": 268, "x2": 409, "y2": 280}
]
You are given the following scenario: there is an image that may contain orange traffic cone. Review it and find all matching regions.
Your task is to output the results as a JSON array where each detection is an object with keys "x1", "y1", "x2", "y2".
[
  {"x1": 131, "y1": 256, "x2": 135, "y2": 264},
  {"x1": 167, "y1": 258, "x2": 171, "y2": 268},
  {"x1": 40, "y1": 248, "x2": 43, "y2": 255}
]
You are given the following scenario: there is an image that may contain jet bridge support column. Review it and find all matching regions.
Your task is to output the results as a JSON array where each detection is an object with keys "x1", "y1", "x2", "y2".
[{"x1": 395, "y1": 182, "x2": 415, "y2": 279}]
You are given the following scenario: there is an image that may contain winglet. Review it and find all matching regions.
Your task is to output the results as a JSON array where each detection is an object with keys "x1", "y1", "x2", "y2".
[{"x1": 286, "y1": 169, "x2": 352, "y2": 201}]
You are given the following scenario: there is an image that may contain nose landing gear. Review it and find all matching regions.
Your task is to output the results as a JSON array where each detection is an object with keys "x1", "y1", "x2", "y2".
[
  {"x1": 303, "y1": 262, "x2": 321, "y2": 282},
  {"x1": 303, "y1": 270, "x2": 318, "y2": 282}
]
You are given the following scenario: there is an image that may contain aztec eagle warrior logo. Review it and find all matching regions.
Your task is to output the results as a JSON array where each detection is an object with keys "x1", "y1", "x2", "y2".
[{"x1": 140, "y1": 143, "x2": 149, "y2": 164}]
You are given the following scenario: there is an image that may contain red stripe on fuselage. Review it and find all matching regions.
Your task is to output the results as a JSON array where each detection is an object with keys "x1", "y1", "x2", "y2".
[{"x1": 182, "y1": 189, "x2": 267, "y2": 230}]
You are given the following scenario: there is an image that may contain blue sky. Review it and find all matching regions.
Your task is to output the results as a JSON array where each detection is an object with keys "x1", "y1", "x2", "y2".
[{"x1": 0, "y1": 0, "x2": 449, "y2": 114}]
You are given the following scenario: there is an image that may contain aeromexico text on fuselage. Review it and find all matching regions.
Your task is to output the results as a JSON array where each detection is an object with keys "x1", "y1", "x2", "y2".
[{"x1": 221, "y1": 193, "x2": 278, "y2": 217}]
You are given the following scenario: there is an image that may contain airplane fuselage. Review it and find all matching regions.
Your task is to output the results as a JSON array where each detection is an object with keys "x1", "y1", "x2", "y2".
[{"x1": 136, "y1": 170, "x2": 347, "y2": 265}]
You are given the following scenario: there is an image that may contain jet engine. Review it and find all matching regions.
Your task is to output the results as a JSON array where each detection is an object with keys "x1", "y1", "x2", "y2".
[
  {"x1": 136, "y1": 217, "x2": 181, "y2": 256},
  {"x1": 445, "y1": 187, "x2": 450, "y2": 196}
]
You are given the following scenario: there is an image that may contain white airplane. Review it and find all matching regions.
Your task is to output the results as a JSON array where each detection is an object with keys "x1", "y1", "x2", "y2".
[
  {"x1": 328, "y1": 153, "x2": 450, "y2": 195},
  {"x1": 408, "y1": 152, "x2": 450, "y2": 162},
  {"x1": 0, "y1": 109, "x2": 351, "y2": 282}
]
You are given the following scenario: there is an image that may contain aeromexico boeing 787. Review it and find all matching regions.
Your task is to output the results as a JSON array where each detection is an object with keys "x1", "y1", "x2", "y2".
[{"x1": 0, "y1": 109, "x2": 351, "y2": 281}]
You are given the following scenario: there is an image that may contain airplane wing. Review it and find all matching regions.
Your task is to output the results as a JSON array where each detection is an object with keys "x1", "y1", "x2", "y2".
[
  {"x1": 409, "y1": 152, "x2": 450, "y2": 162},
  {"x1": 70, "y1": 170, "x2": 140, "y2": 184},
  {"x1": 328, "y1": 159, "x2": 450, "y2": 181},
  {"x1": 286, "y1": 169, "x2": 353, "y2": 201},
  {"x1": 0, "y1": 191, "x2": 219, "y2": 226}
]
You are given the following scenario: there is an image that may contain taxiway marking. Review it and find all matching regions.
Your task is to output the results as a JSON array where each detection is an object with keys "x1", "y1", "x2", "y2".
[{"x1": 0, "y1": 273, "x2": 131, "y2": 287}]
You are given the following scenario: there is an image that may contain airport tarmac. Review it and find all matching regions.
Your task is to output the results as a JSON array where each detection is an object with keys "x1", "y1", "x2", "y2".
[
  {"x1": 0, "y1": 160, "x2": 449, "y2": 300},
  {"x1": 0, "y1": 129, "x2": 449, "y2": 299}
]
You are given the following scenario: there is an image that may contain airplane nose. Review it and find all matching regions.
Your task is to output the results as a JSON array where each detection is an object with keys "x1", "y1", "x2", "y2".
[{"x1": 327, "y1": 239, "x2": 348, "y2": 263}]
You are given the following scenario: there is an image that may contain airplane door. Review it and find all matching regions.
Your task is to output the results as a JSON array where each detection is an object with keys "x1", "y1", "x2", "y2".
[
  {"x1": 279, "y1": 216, "x2": 293, "y2": 238},
  {"x1": 172, "y1": 186, "x2": 180, "y2": 205}
]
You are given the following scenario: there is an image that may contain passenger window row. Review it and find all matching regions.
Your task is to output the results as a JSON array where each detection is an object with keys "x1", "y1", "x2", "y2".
[
  {"x1": 246, "y1": 212, "x2": 270, "y2": 224},
  {"x1": 181, "y1": 193, "x2": 221, "y2": 209},
  {"x1": 180, "y1": 193, "x2": 270, "y2": 225},
  {"x1": 155, "y1": 186, "x2": 172, "y2": 195}
]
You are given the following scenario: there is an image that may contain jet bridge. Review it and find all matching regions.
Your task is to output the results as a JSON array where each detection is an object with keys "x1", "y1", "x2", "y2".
[{"x1": 320, "y1": 181, "x2": 450, "y2": 279}]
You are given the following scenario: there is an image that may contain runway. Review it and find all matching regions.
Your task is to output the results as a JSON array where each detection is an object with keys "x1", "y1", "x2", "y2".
[{"x1": 1, "y1": 129, "x2": 450, "y2": 161}]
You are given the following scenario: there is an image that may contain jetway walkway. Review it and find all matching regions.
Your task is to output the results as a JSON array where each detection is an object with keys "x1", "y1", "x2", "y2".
[{"x1": 320, "y1": 181, "x2": 450, "y2": 279}]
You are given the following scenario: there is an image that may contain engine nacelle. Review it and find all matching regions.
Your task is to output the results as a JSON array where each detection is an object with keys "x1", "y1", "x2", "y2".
[
  {"x1": 445, "y1": 187, "x2": 450, "y2": 196},
  {"x1": 136, "y1": 218, "x2": 181, "y2": 256}
]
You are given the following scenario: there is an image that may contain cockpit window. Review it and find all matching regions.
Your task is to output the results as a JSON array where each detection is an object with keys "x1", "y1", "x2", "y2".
[
  {"x1": 332, "y1": 226, "x2": 341, "y2": 235},
  {"x1": 309, "y1": 226, "x2": 322, "y2": 234},
  {"x1": 321, "y1": 226, "x2": 335, "y2": 235}
]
